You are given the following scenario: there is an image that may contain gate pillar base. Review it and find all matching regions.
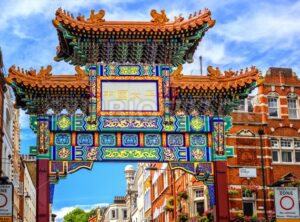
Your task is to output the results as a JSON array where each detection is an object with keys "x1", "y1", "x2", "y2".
[
  {"x1": 37, "y1": 159, "x2": 50, "y2": 222},
  {"x1": 214, "y1": 161, "x2": 230, "y2": 222}
]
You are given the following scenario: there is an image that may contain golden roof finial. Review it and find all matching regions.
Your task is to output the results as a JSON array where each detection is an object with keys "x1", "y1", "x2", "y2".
[
  {"x1": 150, "y1": 9, "x2": 169, "y2": 24},
  {"x1": 207, "y1": 66, "x2": 221, "y2": 78},
  {"x1": 75, "y1": 65, "x2": 86, "y2": 77},
  {"x1": 87, "y1": 9, "x2": 105, "y2": 22},
  {"x1": 172, "y1": 65, "x2": 183, "y2": 77}
]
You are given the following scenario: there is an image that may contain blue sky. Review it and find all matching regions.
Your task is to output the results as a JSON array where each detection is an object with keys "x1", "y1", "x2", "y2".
[{"x1": 1, "y1": 0, "x2": 300, "y2": 220}]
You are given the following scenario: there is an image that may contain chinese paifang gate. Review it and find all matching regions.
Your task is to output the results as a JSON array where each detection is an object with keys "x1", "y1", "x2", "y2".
[{"x1": 6, "y1": 8, "x2": 263, "y2": 222}]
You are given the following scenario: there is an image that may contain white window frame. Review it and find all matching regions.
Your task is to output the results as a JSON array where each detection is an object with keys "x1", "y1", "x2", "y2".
[
  {"x1": 195, "y1": 189, "x2": 204, "y2": 198},
  {"x1": 281, "y1": 150, "x2": 293, "y2": 163},
  {"x1": 281, "y1": 139, "x2": 292, "y2": 149},
  {"x1": 295, "y1": 151, "x2": 300, "y2": 163},
  {"x1": 163, "y1": 171, "x2": 168, "y2": 189},
  {"x1": 271, "y1": 138, "x2": 300, "y2": 164},
  {"x1": 144, "y1": 188, "x2": 151, "y2": 211},
  {"x1": 122, "y1": 209, "x2": 127, "y2": 219},
  {"x1": 272, "y1": 150, "x2": 279, "y2": 163},
  {"x1": 268, "y1": 93, "x2": 280, "y2": 118},
  {"x1": 193, "y1": 187, "x2": 206, "y2": 217},
  {"x1": 194, "y1": 200, "x2": 205, "y2": 216},
  {"x1": 287, "y1": 93, "x2": 299, "y2": 119},
  {"x1": 154, "y1": 182, "x2": 158, "y2": 198},
  {"x1": 111, "y1": 209, "x2": 117, "y2": 219}
]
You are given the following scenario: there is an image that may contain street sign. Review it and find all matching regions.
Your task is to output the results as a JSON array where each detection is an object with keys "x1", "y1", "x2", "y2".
[
  {"x1": 239, "y1": 168, "x2": 257, "y2": 178},
  {"x1": 0, "y1": 184, "x2": 13, "y2": 222},
  {"x1": 275, "y1": 187, "x2": 300, "y2": 219}
]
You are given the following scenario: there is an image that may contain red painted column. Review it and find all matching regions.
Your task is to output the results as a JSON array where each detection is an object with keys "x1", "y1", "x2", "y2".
[
  {"x1": 214, "y1": 161, "x2": 229, "y2": 221},
  {"x1": 37, "y1": 159, "x2": 50, "y2": 222}
]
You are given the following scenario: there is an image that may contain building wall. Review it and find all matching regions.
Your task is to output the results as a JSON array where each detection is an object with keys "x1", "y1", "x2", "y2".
[
  {"x1": 124, "y1": 163, "x2": 146, "y2": 222},
  {"x1": 143, "y1": 166, "x2": 151, "y2": 221},
  {"x1": 124, "y1": 165, "x2": 136, "y2": 222},
  {"x1": 23, "y1": 160, "x2": 36, "y2": 222},
  {"x1": 11, "y1": 109, "x2": 21, "y2": 221},
  {"x1": 227, "y1": 67, "x2": 300, "y2": 219},
  {"x1": 19, "y1": 160, "x2": 25, "y2": 221},
  {"x1": 2, "y1": 88, "x2": 14, "y2": 179},
  {"x1": 0, "y1": 62, "x2": 5, "y2": 175},
  {"x1": 104, "y1": 203, "x2": 128, "y2": 222},
  {"x1": 136, "y1": 164, "x2": 145, "y2": 222},
  {"x1": 149, "y1": 163, "x2": 208, "y2": 222}
]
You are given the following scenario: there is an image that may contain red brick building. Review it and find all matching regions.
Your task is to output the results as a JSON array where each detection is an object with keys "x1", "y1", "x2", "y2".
[
  {"x1": 0, "y1": 48, "x2": 6, "y2": 175},
  {"x1": 150, "y1": 163, "x2": 208, "y2": 222},
  {"x1": 227, "y1": 67, "x2": 300, "y2": 219}
]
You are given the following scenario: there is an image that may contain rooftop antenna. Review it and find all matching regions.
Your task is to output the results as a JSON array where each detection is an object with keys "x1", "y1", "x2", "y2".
[{"x1": 199, "y1": 55, "x2": 203, "y2": 75}]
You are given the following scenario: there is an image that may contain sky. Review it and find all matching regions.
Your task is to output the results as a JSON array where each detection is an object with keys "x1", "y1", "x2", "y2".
[{"x1": 1, "y1": 0, "x2": 300, "y2": 221}]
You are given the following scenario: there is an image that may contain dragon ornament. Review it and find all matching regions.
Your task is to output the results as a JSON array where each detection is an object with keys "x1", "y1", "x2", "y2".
[
  {"x1": 150, "y1": 9, "x2": 169, "y2": 24},
  {"x1": 77, "y1": 9, "x2": 105, "y2": 23}
]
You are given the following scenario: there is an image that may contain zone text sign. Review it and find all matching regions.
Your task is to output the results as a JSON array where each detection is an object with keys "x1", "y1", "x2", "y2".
[
  {"x1": 0, "y1": 184, "x2": 13, "y2": 222},
  {"x1": 275, "y1": 187, "x2": 300, "y2": 219}
]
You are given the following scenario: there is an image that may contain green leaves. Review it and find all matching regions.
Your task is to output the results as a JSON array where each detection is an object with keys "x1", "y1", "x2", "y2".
[{"x1": 63, "y1": 208, "x2": 89, "y2": 222}]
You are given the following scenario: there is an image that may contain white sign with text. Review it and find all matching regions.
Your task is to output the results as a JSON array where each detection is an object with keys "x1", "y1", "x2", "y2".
[
  {"x1": 0, "y1": 184, "x2": 13, "y2": 217},
  {"x1": 275, "y1": 187, "x2": 300, "y2": 219},
  {"x1": 239, "y1": 168, "x2": 257, "y2": 178}
]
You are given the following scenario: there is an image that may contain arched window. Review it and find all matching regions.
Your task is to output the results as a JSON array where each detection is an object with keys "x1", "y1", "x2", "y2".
[
  {"x1": 268, "y1": 92, "x2": 279, "y2": 118},
  {"x1": 287, "y1": 93, "x2": 298, "y2": 119}
]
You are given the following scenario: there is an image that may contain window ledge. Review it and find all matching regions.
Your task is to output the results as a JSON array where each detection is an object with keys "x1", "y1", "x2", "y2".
[
  {"x1": 272, "y1": 162, "x2": 300, "y2": 165},
  {"x1": 268, "y1": 117, "x2": 282, "y2": 120}
]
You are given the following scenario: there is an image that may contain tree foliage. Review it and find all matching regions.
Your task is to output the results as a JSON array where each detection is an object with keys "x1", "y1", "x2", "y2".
[{"x1": 64, "y1": 208, "x2": 89, "y2": 222}]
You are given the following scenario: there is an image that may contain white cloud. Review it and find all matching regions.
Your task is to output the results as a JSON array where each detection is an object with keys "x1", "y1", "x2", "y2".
[
  {"x1": 182, "y1": 38, "x2": 245, "y2": 75},
  {"x1": 19, "y1": 110, "x2": 30, "y2": 130},
  {"x1": 215, "y1": 1, "x2": 300, "y2": 50},
  {"x1": 53, "y1": 203, "x2": 109, "y2": 222}
]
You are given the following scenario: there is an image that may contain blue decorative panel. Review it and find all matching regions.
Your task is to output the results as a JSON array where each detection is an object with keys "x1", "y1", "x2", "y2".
[
  {"x1": 190, "y1": 147, "x2": 208, "y2": 162},
  {"x1": 56, "y1": 116, "x2": 72, "y2": 131},
  {"x1": 190, "y1": 134, "x2": 206, "y2": 146},
  {"x1": 67, "y1": 146, "x2": 191, "y2": 162},
  {"x1": 53, "y1": 145, "x2": 73, "y2": 161},
  {"x1": 100, "y1": 134, "x2": 116, "y2": 146},
  {"x1": 162, "y1": 147, "x2": 188, "y2": 161},
  {"x1": 122, "y1": 134, "x2": 139, "y2": 147},
  {"x1": 51, "y1": 115, "x2": 213, "y2": 133},
  {"x1": 208, "y1": 184, "x2": 215, "y2": 208},
  {"x1": 145, "y1": 134, "x2": 161, "y2": 146},
  {"x1": 167, "y1": 134, "x2": 184, "y2": 146},
  {"x1": 190, "y1": 116, "x2": 204, "y2": 131},
  {"x1": 75, "y1": 146, "x2": 100, "y2": 161},
  {"x1": 77, "y1": 133, "x2": 94, "y2": 146},
  {"x1": 195, "y1": 163, "x2": 213, "y2": 175},
  {"x1": 55, "y1": 133, "x2": 71, "y2": 145}
]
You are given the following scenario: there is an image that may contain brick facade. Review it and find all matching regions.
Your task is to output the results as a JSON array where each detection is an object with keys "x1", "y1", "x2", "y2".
[
  {"x1": 150, "y1": 163, "x2": 207, "y2": 221},
  {"x1": 0, "y1": 48, "x2": 6, "y2": 175},
  {"x1": 227, "y1": 67, "x2": 300, "y2": 219}
]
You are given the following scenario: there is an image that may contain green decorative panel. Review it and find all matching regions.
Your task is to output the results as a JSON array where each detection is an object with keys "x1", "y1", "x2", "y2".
[
  {"x1": 101, "y1": 147, "x2": 160, "y2": 161},
  {"x1": 225, "y1": 146, "x2": 234, "y2": 158}
]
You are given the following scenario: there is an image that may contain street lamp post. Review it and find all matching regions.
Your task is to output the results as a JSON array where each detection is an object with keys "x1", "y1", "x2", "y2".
[{"x1": 258, "y1": 129, "x2": 268, "y2": 221}]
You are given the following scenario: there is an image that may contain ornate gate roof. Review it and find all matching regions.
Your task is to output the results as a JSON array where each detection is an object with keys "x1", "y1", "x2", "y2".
[
  {"x1": 6, "y1": 64, "x2": 262, "y2": 115},
  {"x1": 53, "y1": 8, "x2": 215, "y2": 66}
]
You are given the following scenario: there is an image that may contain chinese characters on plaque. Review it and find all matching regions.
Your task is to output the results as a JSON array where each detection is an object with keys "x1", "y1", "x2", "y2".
[{"x1": 101, "y1": 81, "x2": 158, "y2": 112}]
